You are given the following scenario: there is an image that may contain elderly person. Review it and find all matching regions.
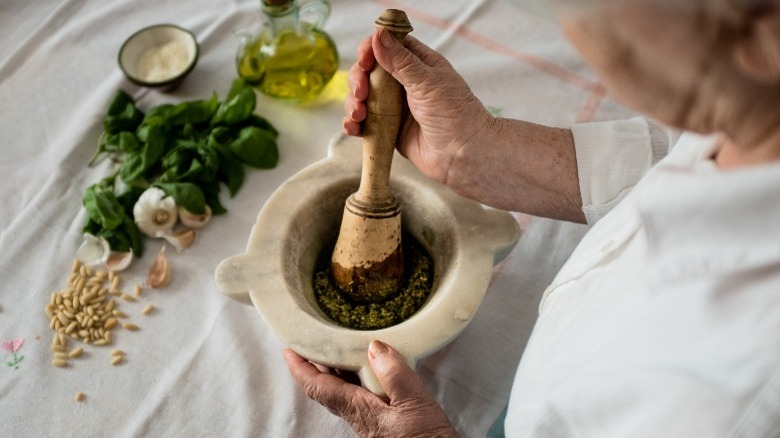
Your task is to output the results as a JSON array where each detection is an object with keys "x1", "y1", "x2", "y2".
[{"x1": 284, "y1": 0, "x2": 780, "y2": 436}]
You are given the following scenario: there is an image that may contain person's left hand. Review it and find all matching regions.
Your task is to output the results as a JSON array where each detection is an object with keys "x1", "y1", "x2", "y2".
[{"x1": 283, "y1": 340, "x2": 459, "y2": 437}]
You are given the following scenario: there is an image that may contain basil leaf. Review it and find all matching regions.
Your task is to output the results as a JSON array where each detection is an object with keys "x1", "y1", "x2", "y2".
[
  {"x1": 104, "y1": 131, "x2": 140, "y2": 152},
  {"x1": 201, "y1": 183, "x2": 228, "y2": 215},
  {"x1": 82, "y1": 184, "x2": 125, "y2": 231},
  {"x1": 144, "y1": 103, "x2": 174, "y2": 120},
  {"x1": 153, "y1": 182, "x2": 206, "y2": 214},
  {"x1": 119, "y1": 153, "x2": 145, "y2": 184},
  {"x1": 214, "y1": 144, "x2": 244, "y2": 197},
  {"x1": 211, "y1": 79, "x2": 256, "y2": 126},
  {"x1": 82, "y1": 218, "x2": 102, "y2": 236},
  {"x1": 229, "y1": 126, "x2": 279, "y2": 168},
  {"x1": 160, "y1": 140, "x2": 217, "y2": 184},
  {"x1": 104, "y1": 90, "x2": 143, "y2": 134},
  {"x1": 208, "y1": 128, "x2": 244, "y2": 196},
  {"x1": 208, "y1": 126, "x2": 233, "y2": 146},
  {"x1": 166, "y1": 93, "x2": 219, "y2": 125},
  {"x1": 120, "y1": 128, "x2": 164, "y2": 184},
  {"x1": 122, "y1": 215, "x2": 144, "y2": 256},
  {"x1": 243, "y1": 114, "x2": 279, "y2": 138},
  {"x1": 98, "y1": 227, "x2": 131, "y2": 253},
  {"x1": 91, "y1": 131, "x2": 138, "y2": 165}
]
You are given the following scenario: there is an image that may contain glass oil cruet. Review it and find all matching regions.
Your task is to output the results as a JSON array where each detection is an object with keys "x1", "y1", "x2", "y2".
[{"x1": 236, "y1": 0, "x2": 339, "y2": 104}]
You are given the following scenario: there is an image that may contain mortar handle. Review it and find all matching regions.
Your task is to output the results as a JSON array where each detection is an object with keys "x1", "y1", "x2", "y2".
[
  {"x1": 214, "y1": 254, "x2": 254, "y2": 306},
  {"x1": 354, "y1": 10, "x2": 413, "y2": 206}
]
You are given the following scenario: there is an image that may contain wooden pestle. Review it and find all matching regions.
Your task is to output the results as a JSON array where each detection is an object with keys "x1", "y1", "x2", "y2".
[{"x1": 330, "y1": 9, "x2": 413, "y2": 303}]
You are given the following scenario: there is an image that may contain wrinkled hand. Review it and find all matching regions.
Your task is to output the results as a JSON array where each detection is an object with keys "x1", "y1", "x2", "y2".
[
  {"x1": 343, "y1": 28, "x2": 494, "y2": 186},
  {"x1": 283, "y1": 340, "x2": 459, "y2": 438}
]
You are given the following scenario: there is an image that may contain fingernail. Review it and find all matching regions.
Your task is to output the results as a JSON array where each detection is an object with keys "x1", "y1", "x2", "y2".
[
  {"x1": 378, "y1": 28, "x2": 395, "y2": 48},
  {"x1": 368, "y1": 340, "x2": 388, "y2": 358}
]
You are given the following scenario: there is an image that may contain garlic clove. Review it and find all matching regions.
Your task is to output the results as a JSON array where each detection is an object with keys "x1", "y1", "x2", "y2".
[
  {"x1": 147, "y1": 246, "x2": 171, "y2": 288},
  {"x1": 76, "y1": 234, "x2": 110, "y2": 267},
  {"x1": 178, "y1": 205, "x2": 211, "y2": 229},
  {"x1": 106, "y1": 251, "x2": 133, "y2": 272},
  {"x1": 133, "y1": 187, "x2": 178, "y2": 238},
  {"x1": 155, "y1": 227, "x2": 196, "y2": 251}
]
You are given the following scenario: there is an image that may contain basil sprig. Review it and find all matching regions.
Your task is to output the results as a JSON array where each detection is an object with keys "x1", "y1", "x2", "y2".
[{"x1": 83, "y1": 78, "x2": 279, "y2": 256}]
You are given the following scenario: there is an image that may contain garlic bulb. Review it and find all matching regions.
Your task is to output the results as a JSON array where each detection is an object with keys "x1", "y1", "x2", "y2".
[
  {"x1": 76, "y1": 233, "x2": 110, "y2": 267},
  {"x1": 178, "y1": 205, "x2": 211, "y2": 229},
  {"x1": 133, "y1": 187, "x2": 178, "y2": 237}
]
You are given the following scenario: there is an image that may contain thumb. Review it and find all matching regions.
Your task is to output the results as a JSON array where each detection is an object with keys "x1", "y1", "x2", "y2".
[
  {"x1": 368, "y1": 340, "x2": 428, "y2": 403},
  {"x1": 372, "y1": 29, "x2": 431, "y2": 88}
]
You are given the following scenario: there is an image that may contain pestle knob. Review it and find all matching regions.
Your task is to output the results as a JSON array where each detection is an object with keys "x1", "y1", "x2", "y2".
[{"x1": 330, "y1": 9, "x2": 413, "y2": 303}]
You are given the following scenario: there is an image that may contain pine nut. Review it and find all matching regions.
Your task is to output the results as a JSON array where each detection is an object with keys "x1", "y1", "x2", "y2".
[
  {"x1": 141, "y1": 304, "x2": 154, "y2": 315},
  {"x1": 111, "y1": 349, "x2": 124, "y2": 357},
  {"x1": 52, "y1": 359, "x2": 68, "y2": 367},
  {"x1": 121, "y1": 294, "x2": 136, "y2": 302},
  {"x1": 83, "y1": 291, "x2": 97, "y2": 304},
  {"x1": 75, "y1": 392, "x2": 85, "y2": 402},
  {"x1": 122, "y1": 323, "x2": 139, "y2": 331},
  {"x1": 104, "y1": 318, "x2": 118, "y2": 330},
  {"x1": 65, "y1": 321, "x2": 78, "y2": 334},
  {"x1": 113, "y1": 310, "x2": 127, "y2": 318},
  {"x1": 110, "y1": 356, "x2": 124, "y2": 366},
  {"x1": 69, "y1": 347, "x2": 84, "y2": 358}
]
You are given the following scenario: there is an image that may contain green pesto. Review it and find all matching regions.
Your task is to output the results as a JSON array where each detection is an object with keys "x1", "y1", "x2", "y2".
[{"x1": 314, "y1": 233, "x2": 434, "y2": 330}]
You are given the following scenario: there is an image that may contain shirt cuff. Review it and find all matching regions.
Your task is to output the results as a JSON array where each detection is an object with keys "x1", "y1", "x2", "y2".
[{"x1": 571, "y1": 117, "x2": 652, "y2": 224}]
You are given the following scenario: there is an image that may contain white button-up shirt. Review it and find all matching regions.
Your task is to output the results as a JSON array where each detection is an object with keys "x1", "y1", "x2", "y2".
[{"x1": 506, "y1": 119, "x2": 780, "y2": 437}]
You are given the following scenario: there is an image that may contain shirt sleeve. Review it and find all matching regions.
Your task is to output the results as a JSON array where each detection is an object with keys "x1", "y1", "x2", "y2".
[{"x1": 570, "y1": 117, "x2": 655, "y2": 224}]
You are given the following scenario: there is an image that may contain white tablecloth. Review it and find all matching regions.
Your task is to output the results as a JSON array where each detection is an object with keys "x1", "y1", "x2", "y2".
[{"x1": 0, "y1": 0, "x2": 639, "y2": 436}]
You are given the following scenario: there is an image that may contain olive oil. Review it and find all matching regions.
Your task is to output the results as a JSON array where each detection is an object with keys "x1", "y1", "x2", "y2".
[{"x1": 238, "y1": 24, "x2": 338, "y2": 104}]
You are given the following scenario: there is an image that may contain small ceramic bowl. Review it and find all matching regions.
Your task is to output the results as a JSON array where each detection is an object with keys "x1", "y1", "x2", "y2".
[{"x1": 118, "y1": 24, "x2": 199, "y2": 88}]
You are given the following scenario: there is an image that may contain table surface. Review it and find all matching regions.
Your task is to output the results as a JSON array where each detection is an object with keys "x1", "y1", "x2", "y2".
[{"x1": 0, "y1": 0, "x2": 639, "y2": 436}]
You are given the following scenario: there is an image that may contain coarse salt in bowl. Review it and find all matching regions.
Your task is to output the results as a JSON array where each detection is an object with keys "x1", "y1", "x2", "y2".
[{"x1": 118, "y1": 24, "x2": 199, "y2": 88}]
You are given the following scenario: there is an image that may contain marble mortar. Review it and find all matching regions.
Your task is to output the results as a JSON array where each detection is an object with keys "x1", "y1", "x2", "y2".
[{"x1": 215, "y1": 133, "x2": 521, "y2": 395}]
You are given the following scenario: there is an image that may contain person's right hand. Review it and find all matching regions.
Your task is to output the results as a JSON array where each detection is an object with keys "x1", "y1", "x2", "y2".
[{"x1": 343, "y1": 28, "x2": 495, "y2": 185}]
